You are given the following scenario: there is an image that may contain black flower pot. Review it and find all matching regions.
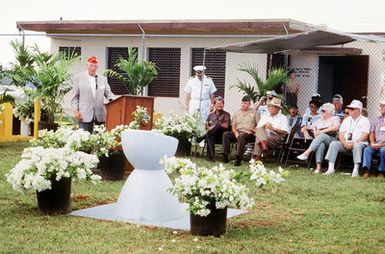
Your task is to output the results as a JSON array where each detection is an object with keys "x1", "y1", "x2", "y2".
[
  {"x1": 99, "y1": 150, "x2": 126, "y2": 181},
  {"x1": 36, "y1": 177, "x2": 72, "y2": 215},
  {"x1": 190, "y1": 203, "x2": 227, "y2": 237},
  {"x1": 175, "y1": 137, "x2": 192, "y2": 157}
]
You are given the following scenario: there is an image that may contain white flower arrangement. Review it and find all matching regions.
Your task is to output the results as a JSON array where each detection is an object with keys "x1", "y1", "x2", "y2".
[
  {"x1": 6, "y1": 146, "x2": 101, "y2": 192},
  {"x1": 162, "y1": 157, "x2": 288, "y2": 216},
  {"x1": 31, "y1": 125, "x2": 118, "y2": 157},
  {"x1": 156, "y1": 113, "x2": 205, "y2": 143},
  {"x1": 129, "y1": 105, "x2": 150, "y2": 130}
]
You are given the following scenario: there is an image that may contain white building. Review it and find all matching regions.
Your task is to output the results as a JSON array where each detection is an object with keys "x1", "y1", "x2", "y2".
[{"x1": 16, "y1": 19, "x2": 385, "y2": 118}]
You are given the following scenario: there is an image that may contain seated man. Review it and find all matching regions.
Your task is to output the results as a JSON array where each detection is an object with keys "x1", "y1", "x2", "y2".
[
  {"x1": 253, "y1": 98, "x2": 289, "y2": 161},
  {"x1": 324, "y1": 100, "x2": 370, "y2": 177},
  {"x1": 222, "y1": 96, "x2": 259, "y2": 166},
  {"x1": 204, "y1": 96, "x2": 231, "y2": 161},
  {"x1": 362, "y1": 100, "x2": 385, "y2": 179}
]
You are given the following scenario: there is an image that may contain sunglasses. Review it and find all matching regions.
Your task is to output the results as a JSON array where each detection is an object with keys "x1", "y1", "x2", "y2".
[{"x1": 344, "y1": 111, "x2": 349, "y2": 115}]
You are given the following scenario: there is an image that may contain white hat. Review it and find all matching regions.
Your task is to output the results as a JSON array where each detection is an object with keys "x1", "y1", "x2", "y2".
[
  {"x1": 193, "y1": 65, "x2": 206, "y2": 72},
  {"x1": 346, "y1": 99, "x2": 363, "y2": 110},
  {"x1": 312, "y1": 93, "x2": 321, "y2": 98},
  {"x1": 266, "y1": 90, "x2": 278, "y2": 97},
  {"x1": 267, "y1": 97, "x2": 282, "y2": 109},
  {"x1": 332, "y1": 94, "x2": 343, "y2": 103}
]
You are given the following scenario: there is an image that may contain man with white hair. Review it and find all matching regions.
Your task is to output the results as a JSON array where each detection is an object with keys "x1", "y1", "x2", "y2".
[
  {"x1": 332, "y1": 94, "x2": 344, "y2": 120},
  {"x1": 184, "y1": 65, "x2": 217, "y2": 121},
  {"x1": 324, "y1": 99, "x2": 370, "y2": 177}
]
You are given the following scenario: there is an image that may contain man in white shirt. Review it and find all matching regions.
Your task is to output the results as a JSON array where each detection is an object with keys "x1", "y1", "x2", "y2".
[
  {"x1": 184, "y1": 65, "x2": 217, "y2": 121},
  {"x1": 70, "y1": 56, "x2": 114, "y2": 132},
  {"x1": 324, "y1": 100, "x2": 370, "y2": 177},
  {"x1": 252, "y1": 97, "x2": 289, "y2": 161}
]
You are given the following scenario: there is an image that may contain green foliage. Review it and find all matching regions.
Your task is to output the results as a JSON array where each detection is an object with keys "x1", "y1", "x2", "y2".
[
  {"x1": 31, "y1": 52, "x2": 79, "y2": 124},
  {"x1": 105, "y1": 48, "x2": 157, "y2": 95},
  {"x1": 4, "y1": 40, "x2": 36, "y2": 86},
  {"x1": 232, "y1": 62, "x2": 289, "y2": 103},
  {"x1": 3, "y1": 40, "x2": 79, "y2": 127},
  {"x1": 0, "y1": 90, "x2": 15, "y2": 105}
]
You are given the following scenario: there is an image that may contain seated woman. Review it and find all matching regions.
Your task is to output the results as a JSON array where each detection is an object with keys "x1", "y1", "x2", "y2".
[
  {"x1": 301, "y1": 100, "x2": 321, "y2": 139},
  {"x1": 296, "y1": 103, "x2": 341, "y2": 173}
]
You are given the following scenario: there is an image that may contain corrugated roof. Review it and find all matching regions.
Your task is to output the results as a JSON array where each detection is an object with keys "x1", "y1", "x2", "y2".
[
  {"x1": 16, "y1": 19, "x2": 321, "y2": 36},
  {"x1": 210, "y1": 30, "x2": 385, "y2": 53}
]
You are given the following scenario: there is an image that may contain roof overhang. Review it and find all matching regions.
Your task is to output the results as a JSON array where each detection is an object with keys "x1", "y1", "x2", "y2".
[
  {"x1": 16, "y1": 19, "x2": 321, "y2": 36},
  {"x1": 210, "y1": 30, "x2": 385, "y2": 53}
]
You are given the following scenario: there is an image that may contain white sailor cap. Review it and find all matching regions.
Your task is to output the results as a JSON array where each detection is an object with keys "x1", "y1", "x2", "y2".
[{"x1": 193, "y1": 65, "x2": 206, "y2": 72}]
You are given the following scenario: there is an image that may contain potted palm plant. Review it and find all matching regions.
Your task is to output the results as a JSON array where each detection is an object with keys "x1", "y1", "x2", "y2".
[
  {"x1": 104, "y1": 47, "x2": 157, "y2": 95},
  {"x1": 30, "y1": 48, "x2": 79, "y2": 130},
  {"x1": 232, "y1": 63, "x2": 289, "y2": 103},
  {"x1": 4, "y1": 40, "x2": 79, "y2": 130}
]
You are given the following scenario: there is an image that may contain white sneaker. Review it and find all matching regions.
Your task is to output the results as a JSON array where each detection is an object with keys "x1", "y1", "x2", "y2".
[
  {"x1": 313, "y1": 169, "x2": 321, "y2": 174},
  {"x1": 297, "y1": 154, "x2": 308, "y2": 161},
  {"x1": 351, "y1": 170, "x2": 360, "y2": 177},
  {"x1": 323, "y1": 169, "x2": 335, "y2": 175}
]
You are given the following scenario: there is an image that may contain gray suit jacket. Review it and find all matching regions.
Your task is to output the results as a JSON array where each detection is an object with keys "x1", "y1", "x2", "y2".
[{"x1": 70, "y1": 72, "x2": 114, "y2": 122}]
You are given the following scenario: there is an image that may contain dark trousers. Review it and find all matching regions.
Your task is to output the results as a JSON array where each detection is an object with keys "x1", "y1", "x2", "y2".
[
  {"x1": 222, "y1": 131, "x2": 255, "y2": 159},
  {"x1": 79, "y1": 120, "x2": 105, "y2": 133},
  {"x1": 206, "y1": 124, "x2": 227, "y2": 159}
]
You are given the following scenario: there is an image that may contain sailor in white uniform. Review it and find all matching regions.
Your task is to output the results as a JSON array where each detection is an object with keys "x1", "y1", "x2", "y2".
[{"x1": 184, "y1": 65, "x2": 217, "y2": 121}]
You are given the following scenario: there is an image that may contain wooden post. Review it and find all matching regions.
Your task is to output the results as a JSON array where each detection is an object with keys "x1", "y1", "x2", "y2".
[{"x1": 33, "y1": 98, "x2": 41, "y2": 140}]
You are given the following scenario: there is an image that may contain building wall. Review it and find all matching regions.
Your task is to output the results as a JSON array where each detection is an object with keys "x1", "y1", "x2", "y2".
[
  {"x1": 51, "y1": 36, "x2": 385, "y2": 120},
  {"x1": 346, "y1": 41, "x2": 385, "y2": 118},
  {"x1": 51, "y1": 36, "x2": 267, "y2": 117}
]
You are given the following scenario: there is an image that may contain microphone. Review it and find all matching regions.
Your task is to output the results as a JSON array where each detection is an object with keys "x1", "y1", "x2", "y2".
[{"x1": 95, "y1": 75, "x2": 98, "y2": 90}]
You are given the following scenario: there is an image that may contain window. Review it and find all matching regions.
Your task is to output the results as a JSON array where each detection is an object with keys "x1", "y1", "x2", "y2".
[
  {"x1": 58, "y1": 46, "x2": 81, "y2": 58},
  {"x1": 191, "y1": 48, "x2": 226, "y2": 98},
  {"x1": 148, "y1": 48, "x2": 181, "y2": 97}
]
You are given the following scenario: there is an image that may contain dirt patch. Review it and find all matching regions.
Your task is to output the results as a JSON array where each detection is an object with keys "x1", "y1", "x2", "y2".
[{"x1": 72, "y1": 195, "x2": 91, "y2": 201}]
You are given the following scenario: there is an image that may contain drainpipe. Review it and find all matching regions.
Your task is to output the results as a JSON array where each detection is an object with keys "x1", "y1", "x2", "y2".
[
  {"x1": 137, "y1": 24, "x2": 146, "y2": 61},
  {"x1": 282, "y1": 23, "x2": 289, "y2": 103},
  {"x1": 17, "y1": 23, "x2": 25, "y2": 45},
  {"x1": 137, "y1": 23, "x2": 146, "y2": 95},
  {"x1": 281, "y1": 23, "x2": 289, "y2": 68}
]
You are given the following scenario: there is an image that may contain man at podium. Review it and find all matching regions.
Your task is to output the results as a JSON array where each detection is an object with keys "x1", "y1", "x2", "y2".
[{"x1": 70, "y1": 56, "x2": 115, "y2": 132}]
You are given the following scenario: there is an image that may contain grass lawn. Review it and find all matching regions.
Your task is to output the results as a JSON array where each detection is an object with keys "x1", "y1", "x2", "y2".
[{"x1": 1, "y1": 142, "x2": 385, "y2": 253}]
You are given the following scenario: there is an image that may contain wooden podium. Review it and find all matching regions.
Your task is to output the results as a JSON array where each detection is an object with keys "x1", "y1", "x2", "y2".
[{"x1": 105, "y1": 95, "x2": 155, "y2": 131}]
